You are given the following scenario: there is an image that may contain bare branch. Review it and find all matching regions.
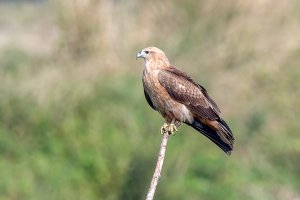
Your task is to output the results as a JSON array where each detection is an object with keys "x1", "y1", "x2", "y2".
[{"x1": 146, "y1": 131, "x2": 170, "y2": 200}]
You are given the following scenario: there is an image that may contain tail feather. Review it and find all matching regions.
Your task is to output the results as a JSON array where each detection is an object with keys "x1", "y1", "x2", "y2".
[
  {"x1": 217, "y1": 118, "x2": 235, "y2": 146},
  {"x1": 186, "y1": 118, "x2": 235, "y2": 155}
]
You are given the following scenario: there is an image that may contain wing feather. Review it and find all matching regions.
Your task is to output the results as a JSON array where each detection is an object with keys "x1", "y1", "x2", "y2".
[
  {"x1": 158, "y1": 66, "x2": 220, "y2": 120},
  {"x1": 143, "y1": 88, "x2": 157, "y2": 111}
]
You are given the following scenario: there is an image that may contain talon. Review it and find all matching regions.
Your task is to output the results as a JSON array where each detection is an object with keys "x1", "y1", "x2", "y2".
[
  {"x1": 168, "y1": 123, "x2": 178, "y2": 135},
  {"x1": 160, "y1": 123, "x2": 169, "y2": 135},
  {"x1": 160, "y1": 122, "x2": 179, "y2": 135}
]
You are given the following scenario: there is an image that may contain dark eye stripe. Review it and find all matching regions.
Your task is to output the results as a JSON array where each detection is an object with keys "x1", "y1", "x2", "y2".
[{"x1": 144, "y1": 51, "x2": 149, "y2": 54}]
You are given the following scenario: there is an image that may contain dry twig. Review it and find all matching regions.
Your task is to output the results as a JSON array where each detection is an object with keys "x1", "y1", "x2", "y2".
[{"x1": 146, "y1": 131, "x2": 170, "y2": 200}]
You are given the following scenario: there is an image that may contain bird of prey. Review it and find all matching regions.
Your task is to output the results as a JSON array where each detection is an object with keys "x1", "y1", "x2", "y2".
[{"x1": 136, "y1": 47, "x2": 235, "y2": 154}]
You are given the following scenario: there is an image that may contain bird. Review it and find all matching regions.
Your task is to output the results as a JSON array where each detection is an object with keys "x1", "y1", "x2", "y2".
[{"x1": 136, "y1": 47, "x2": 235, "y2": 155}]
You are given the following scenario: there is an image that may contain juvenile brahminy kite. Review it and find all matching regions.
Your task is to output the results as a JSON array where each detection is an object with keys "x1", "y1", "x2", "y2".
[{"x1": 136, "y1": 47, "x2": 235, "y2": 154}]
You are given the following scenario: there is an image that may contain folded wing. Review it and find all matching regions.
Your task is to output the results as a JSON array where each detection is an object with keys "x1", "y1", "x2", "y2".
[
  {"x1": 157, "y1": 66, "x2": 235, "y2": 154},
  {"x1": 157, "y1": 66, "x2": 221, "y2": 120}
]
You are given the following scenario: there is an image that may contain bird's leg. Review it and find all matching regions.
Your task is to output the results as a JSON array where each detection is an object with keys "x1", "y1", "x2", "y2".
[
  {"x1": 160, "y1": 120, "x2": 180, "y2": 135},
  {"x1": 168, "y1": 119, "x2": 179, "y2": 135},
  {"x1": 160, "y1": 123, "x2": 169, "y2": 135}
]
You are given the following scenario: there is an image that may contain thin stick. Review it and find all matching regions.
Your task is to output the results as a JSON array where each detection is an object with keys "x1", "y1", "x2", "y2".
[{"x1": 146, "y1": 131, "x2": 170, "y2": 200}]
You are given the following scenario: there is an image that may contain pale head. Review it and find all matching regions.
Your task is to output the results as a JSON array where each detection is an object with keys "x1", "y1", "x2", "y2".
[{"x1": 136, "y1": 46, "x2": 170, "y2": 66}]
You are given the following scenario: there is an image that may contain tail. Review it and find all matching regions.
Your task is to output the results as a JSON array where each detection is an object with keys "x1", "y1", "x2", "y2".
[{"x1": 186, "y1": 118, "x2": 235, "y2": 155}]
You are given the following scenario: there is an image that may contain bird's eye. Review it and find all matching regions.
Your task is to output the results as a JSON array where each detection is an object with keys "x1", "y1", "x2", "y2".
[{"x1": 144, "y1": 51, "x2": 149, "y2": 54}]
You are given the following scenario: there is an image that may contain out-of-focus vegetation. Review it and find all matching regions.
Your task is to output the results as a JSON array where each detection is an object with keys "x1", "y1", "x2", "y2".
[{"x1": 0, "y1": 0, "x2": 300, "y2": 199}]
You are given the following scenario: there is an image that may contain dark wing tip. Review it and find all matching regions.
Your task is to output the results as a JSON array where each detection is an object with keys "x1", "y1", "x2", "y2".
[
  {"x1": 186, "y1": 119, "x2": 234, "y2": 155},
  {"x1": 225, "y1": 150, "x2": 233, "y2": 156}
]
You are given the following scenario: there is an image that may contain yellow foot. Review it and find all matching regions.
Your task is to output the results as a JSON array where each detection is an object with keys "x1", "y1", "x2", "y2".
[
  {"x1": 160, "y1": 123, "x2": 178, "y2": 135},
  {"x1": 160, "y1": 123, "x2": 169, "y2": 135},
  {"x1": 169, "y1": 123, "x2": 178, "y2": 135}
]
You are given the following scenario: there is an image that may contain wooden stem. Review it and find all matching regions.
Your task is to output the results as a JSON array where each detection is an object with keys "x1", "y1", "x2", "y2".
[{"x1": 146, "y1": 131, "x2": 170, "y2": 200}]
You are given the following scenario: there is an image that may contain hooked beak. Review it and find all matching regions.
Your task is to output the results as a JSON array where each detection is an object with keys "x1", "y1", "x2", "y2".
[{"x1": 136, "y1": 51, "x2": 143, "y2": 60}]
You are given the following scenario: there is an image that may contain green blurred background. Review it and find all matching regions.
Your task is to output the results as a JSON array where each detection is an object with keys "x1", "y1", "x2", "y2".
[{"x1": 0, "y1": 0, "x2": 299, "y2": 199}]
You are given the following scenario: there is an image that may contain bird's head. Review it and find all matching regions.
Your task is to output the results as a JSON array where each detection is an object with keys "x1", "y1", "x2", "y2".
[{"x1": 136, "y1": 47, "x2": 170, "y2": 66}]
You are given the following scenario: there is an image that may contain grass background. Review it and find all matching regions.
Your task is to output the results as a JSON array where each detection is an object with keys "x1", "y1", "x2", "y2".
[{"x1": 0, "y1": 0, "x2": 300, "y2": 199}]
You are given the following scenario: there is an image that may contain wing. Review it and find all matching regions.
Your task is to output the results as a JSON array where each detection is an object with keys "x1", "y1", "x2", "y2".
[
  {"x1": 143, "y1": 89, "x2": 157, "y2": 111},
  {"x1": 158, "y1": 66, "x2": 220, "y2": 120}
]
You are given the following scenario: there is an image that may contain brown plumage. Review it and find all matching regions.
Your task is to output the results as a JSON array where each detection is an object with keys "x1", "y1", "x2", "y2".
[{"x1": 136, "y1": 47, "x2": 235, "y2": 154}]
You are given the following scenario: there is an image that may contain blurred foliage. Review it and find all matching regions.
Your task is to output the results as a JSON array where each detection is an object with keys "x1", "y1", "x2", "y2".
[{"x1": 0, "y1": 0, "x2": 300, "y2": 200}]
